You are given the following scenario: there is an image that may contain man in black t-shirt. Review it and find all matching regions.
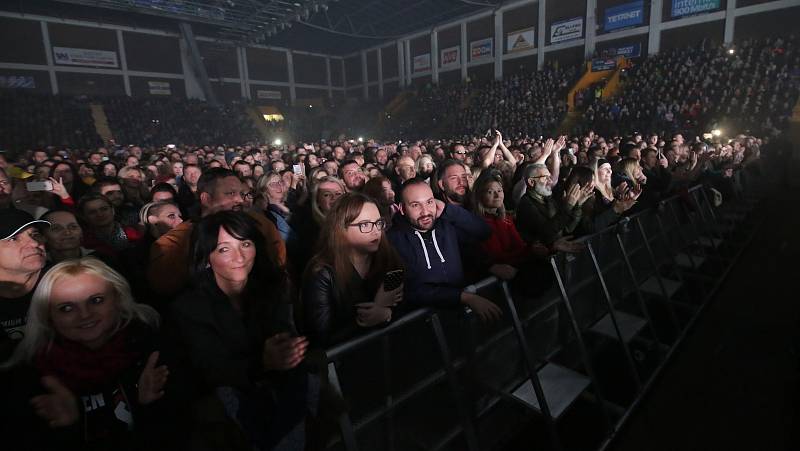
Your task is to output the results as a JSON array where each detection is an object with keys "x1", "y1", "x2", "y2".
[{"x1": 0, "y1": 209, "x2": 50, "y2": 360}]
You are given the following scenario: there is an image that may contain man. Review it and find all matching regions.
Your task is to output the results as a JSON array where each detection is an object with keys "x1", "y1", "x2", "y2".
[
  {"x1": 339, "y1": 159, "x2": 366, "y2": 192},
  {"x1": 32, "y1": 150, "x2": 49, "y2": 164},
  {"x1": 450, "y1": 143, "x2": 469, "y2": 162},
  {"x1": 147, "y1": 168, "x2": 285, "y2": 297},
  {"x1": 176, "y1": 164, "x2": 201, "y2": 216},
  {"x1": 388, "y1": 179, "x2": 501, "y2": 322},
  {"x1": 436, "y1": 160, "x2": 470, "y2": 207},
  {"x1": 406, "y1": 145, "x2": 422, "y2": 162},
  {"x1": 0, "y1": 209, "x2": 49, "y2": 359},
  {"x1": 515, "y1": 164, "x2": 590, "y2": 251},
  {"x1": 233, "y1": 160, "x2": 253, "y2": 178}
]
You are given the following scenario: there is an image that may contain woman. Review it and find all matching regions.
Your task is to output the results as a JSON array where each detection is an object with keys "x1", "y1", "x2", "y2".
[
  {"x1": 2, "y1": 258, "x2": 173, "y2": 449},
  {"x1": 416, "y1": 154, "x2": 436, "y2": 181},
  {"x1": 117, "y1": 167, "x2": 149, "y2": 208},
  {"x1": 302, "y1": 193, "x2": 403, "y2": 346},
  {"x1": 78, "y1": 194, "x2": 143, "y2": 256},
  {"x1": 50, "y1": 161, "x2": 90, "y2": 202},
  {"x1": 290, "y1": 176, "x2": 346, "y2": 276},
  {"x1": 140, "y1": 201, "x2": 183, "y2": 240},
  {"x1": 362, "y1": 175, "x2": 398, "y2": 218},
  {"x1": 101, "y1": 161, "x2": 118, "y2": 178},
  {"x1": 171, "y1": 211, "x2": 312, "y2": 451},
  {"x1": 42, "y1": 209, "x2": 93, "y2": 264},
  {"x1": 255, "y1": 172, "x2": 296, "y2": 244}
]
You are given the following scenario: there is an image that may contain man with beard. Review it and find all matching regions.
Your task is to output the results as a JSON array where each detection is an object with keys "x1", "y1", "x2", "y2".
[
  {"x1": 339, "y1": 160, "x2": 366, "y2": 192},
  {"x1": 515, "y1": 164, "x2": 585, "y2": 252},
  {"x1": 388, "y1": 180, "x2": 501, "y2": 322},
  {"x1": 147, "y1": 168, "x2": 285, "y2": 298},
  {"x1": 0, "y1": 209, "x2": 49, "y2": 360},
  {"x1": 436, "y1": 160, "x2": 470, "y2": 207}
]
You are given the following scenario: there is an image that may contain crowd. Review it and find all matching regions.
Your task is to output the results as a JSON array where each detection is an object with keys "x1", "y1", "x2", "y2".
[
  {"x1": 582, "y1": 35, "x2": 800, "y2": 138},
  {"x1": 0, "y1": 91, "x2": 101, "y2": 151},
  {"x1": 0, "y1": 122, "x2": 766, "y2": 449},
  {"x1": 456, "y1": 65, "x2": 577, "y2": 138},
  {"x1": 104, "y1": 97, "x2": 260, "y2": 147}
]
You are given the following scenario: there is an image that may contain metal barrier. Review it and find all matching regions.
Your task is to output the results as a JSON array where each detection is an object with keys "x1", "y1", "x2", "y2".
[{"x1": 322, "y1": 179, "x2": 766, "y2": 451}]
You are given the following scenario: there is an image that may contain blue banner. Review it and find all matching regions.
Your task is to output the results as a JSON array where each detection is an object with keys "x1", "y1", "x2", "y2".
[
  {"x1": 604, "y1": 1, "x2": 645, "y2": 32},
  {"x1": 602, "y1": 43, "x2": 642, "y2": 58},
  {"x1": 591, "y1": 58, "x2": 618, "y2": 72},
  {"x1": 671, "y1": 0, "x2": 720, "y2": 18}
]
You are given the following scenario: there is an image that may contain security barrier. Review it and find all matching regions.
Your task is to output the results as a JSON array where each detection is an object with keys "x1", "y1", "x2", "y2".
[{"x1": 322, "y1": 173, "x2": 765, "y2": 451}]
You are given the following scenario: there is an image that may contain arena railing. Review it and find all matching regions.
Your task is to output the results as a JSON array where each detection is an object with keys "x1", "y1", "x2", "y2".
[{"x1": 322, "y1": 174, "x2": 766, "y2": 451}]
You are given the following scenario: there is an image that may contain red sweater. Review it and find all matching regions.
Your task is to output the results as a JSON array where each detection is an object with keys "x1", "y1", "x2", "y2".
[{"x1": 481, "y1": 214, "x2": 531, "y2": 266}]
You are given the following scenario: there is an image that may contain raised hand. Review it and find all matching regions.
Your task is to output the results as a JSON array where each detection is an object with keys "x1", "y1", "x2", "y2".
[
  {"x1": 578, "y1": 182, "x2": 595, "y2": 205},
  {"x1": 542, "y1": 138, "x2": 555, "y2": 160},
  {"x1": 138, "y1": 351, "x2": 169, "y2": 405},
  {"x1": 565, "y1": 183, "x2": 582, "y2": 207},
  {"x1": 554, "y1": 135, "x2": 567, "y2": 153},
  {"x1": 263, "y1": 333, "x2": 308, "y2": 371},
  {"x1": 48, "y1": 177, "x2": 70, "y2": 199},
  {"x1": 31, "y1": 376, "x2": 79, "y2": 428}
]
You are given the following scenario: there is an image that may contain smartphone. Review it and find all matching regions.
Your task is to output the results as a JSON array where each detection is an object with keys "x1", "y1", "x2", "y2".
[
  {"x1": 383, "y1": 269, "x2": 404, "y2": 291},
  {"x1": 292, "y1": 164, "x2": 305, "y2": 176},
  {"x1": 26, "y1": 181, "x2": 53, "y2": 192}
]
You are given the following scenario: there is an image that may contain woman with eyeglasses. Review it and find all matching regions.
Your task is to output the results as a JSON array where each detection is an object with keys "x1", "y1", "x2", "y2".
[{"x1": 302, "y1": 193, "x2": 403, "y2": 346}]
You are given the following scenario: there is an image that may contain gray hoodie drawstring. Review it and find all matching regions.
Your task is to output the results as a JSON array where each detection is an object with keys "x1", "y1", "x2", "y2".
[
  {"x1": 431, "y1": 229, "x2": 446, "y2": 264},
  {"x1": 414, "y1": 231, "x2": 432, "y2": 269}
]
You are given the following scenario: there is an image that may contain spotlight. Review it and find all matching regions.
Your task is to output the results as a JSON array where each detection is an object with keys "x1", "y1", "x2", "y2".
[
  {"x1": 727, "y1": 48, "x2": 735, "y2": 55},
  {"x1": 273, "y1": 138, "x2": 283, "y2": 146},
  {"x1": 358, "y1": 137, "x2": 364, "y2": 142},
  {"x1": 711, "y1": 129, "x2": 722, "y2": 137}
]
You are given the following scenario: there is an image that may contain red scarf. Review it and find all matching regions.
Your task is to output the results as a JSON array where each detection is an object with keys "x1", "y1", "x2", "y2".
[{"x1": 35, "y1": 326, "x2": 141, "y2": 393}]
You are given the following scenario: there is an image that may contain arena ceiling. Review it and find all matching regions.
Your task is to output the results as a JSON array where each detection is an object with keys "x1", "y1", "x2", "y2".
[{"x1": 14, "y1": 0, "x2": 503, "y2": 54}]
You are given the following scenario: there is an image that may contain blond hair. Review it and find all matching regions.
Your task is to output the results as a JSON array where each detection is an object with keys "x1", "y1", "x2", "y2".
[{"x1": 2, "y1": 257, "x2": 159, "y2": 368}]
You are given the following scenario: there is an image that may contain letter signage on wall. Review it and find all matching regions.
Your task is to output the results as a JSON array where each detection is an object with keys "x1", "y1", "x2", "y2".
[
  {"x1": 440, "y1": 46, "x2": 460, "y2": 68},
  {"x1": 671, "y1": 0, "x2": 720, "y2": 18},
  {"x1": 413, "y1": 53, "x2": 431, "y2": 72},
  {"x1": 256, "y1": 90, "x2": 282, "y2": 100},
  {"x1": 604, "y1": 1, "x2": 645, "y2": 32},
  {"x1": 550, "y1": 17, "x2": 583, "y2": 44},
  {"x1": 507, "y1": 28, "x2": 535, "y2": 53},
  {"x1": 148, "y1": 81, "x2": 171, "y2": 95},
  {"x1": 470, "y1": 37, "x2": 493, "y2": 61},
  {"x1": 602, "y1": 43, "x2": 643, "y2": 58},
  {"x1": 53, "y1": 47, "x2": 119, "y2": 68},
  {"x1": 0, "y1": 76, "x2": 35, "y2": 89}
]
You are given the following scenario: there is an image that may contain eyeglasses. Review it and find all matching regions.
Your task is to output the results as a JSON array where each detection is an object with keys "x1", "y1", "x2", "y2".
[{"x1": 348, "y1": 219, "x2": 387, "y2": 233}]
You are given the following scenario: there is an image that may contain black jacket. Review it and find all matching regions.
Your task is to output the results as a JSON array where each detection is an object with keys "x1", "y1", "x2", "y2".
[
  {"x1": 516, "y1": 191, "x2": 582, "y2": 245},
  {"x1": 301, "y1": 264, "x2": 371, "y2": 347}
]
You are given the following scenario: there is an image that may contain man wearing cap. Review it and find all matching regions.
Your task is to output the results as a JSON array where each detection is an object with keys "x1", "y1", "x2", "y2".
[{"x1": 0, "y1": 209, "x2": 49, "y2": 360}]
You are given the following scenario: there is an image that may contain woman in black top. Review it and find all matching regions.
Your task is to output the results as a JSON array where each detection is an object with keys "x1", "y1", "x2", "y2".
[
  {"x1": 171, "y1": 211, "x2": 313, "y2": 451},
  {"x1": 302, "y1": 193, "x2": 403, "y2": 347}
]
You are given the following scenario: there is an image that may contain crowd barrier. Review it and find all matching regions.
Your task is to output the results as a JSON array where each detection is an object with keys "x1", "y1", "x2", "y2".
[{"x1": 321, "y1": 168, "x2": 767, "y2": 451}]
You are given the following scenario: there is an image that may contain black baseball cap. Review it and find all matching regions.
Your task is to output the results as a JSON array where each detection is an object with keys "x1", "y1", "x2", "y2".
[{"x1": 0, "y1": 209, "x2": 50, "y2": 241}]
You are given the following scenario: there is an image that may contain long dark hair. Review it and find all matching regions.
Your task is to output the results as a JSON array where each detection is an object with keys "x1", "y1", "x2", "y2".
[
  {"x1": 305, "y1": 192, "x2": 402, "y2": 306},
  {"x1": 191, "y1": 211, "x2": 287, "y2": 303}
]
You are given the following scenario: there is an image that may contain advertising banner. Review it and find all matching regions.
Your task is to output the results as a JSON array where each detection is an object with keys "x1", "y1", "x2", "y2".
[
  {"x1": 440, "y1": 46, "x2": 460, "y2": 68},
  {"x1": 591, "y1": 58, "x2": 618, "y2": 72},
  {"x1": 671, "y1": 0, "x2": 720, "y2": 18},
  {"x1": 413, "y1": 53, "x2": 431, "y2": 72},
  {"x1": 0, "y1": 76, "x2": 35, "y2": 89},
  {"x1": 256, "y1": 90, "x2": 282, "y2": 100},
  {"x1": 148, "y1": 81, "x2": 171, "y2": 95},
  {"x1": 604, "y1": 1, "x2": 645, "y2": 32},
  {"x1": 507, "y1": 28, "x2": 535, "y2": 53},
  {"x1": 53, "y1": 46, "x2": 119, "y2": 68},
  {"x1": 550, "y1": 17, "x2": 583, "y2": 44},
  {"x1": 602, "y1": 43, "x2": 642, "y2": 58},
  {"x1": 470, "y1": 37, "x2": 493, "y2": 61}
]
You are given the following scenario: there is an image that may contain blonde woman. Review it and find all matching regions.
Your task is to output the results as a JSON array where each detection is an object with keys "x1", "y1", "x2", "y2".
[{"x1": 2, "y1": 257, "x2": 172, "y2": 448}]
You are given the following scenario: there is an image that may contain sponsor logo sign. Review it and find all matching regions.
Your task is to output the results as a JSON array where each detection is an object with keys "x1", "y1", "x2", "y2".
[
  {"x1": 53, "y1": 46, "x2": 118, "y2": 68},
  {"x1": 507, "y1": 28, "x2": 535, "y2": 53},
  {"x1": 550, "y1": 17, "x2": 583, "y2": 44},
  {"x1": 604, "y1": 1, "x2": 645, "y2": 32},
  {"x1": 470, "y1": 37, "x2": 493, "y2": 61}
]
